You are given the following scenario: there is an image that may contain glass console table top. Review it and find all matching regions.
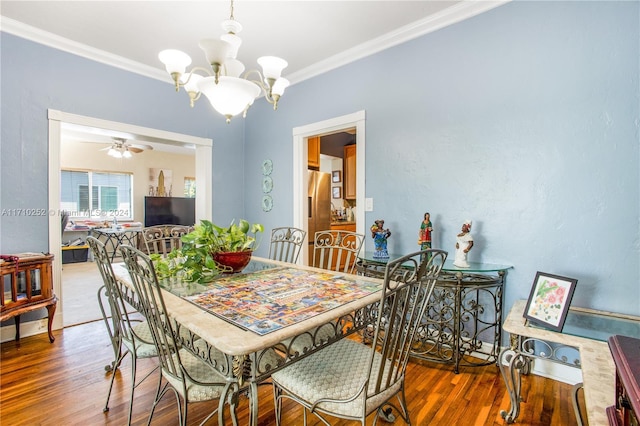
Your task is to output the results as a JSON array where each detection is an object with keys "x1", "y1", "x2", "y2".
[
  {"x1": 549, "y1": 308, "x2": 640, "y2": 342},
  {"x1": 358, "y1": 251, "x2": 511, "y2": 273}
]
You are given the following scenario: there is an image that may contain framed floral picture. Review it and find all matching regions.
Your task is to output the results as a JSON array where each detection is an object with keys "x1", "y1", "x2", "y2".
[{"x1": 523, "y1": 272, "x2": 577, "y2": 332}]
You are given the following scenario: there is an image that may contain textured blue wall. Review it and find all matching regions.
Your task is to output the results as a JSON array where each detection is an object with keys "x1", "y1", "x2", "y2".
[
  {"x1": 244, "y1": 1, "x2": 640, "y2": 316},
  {"x1": 1, "y1": 1, "x2": 638, "y2": 322},
  {"x1": 0, "y1": 33, "x2": 247, "y2": 255}
]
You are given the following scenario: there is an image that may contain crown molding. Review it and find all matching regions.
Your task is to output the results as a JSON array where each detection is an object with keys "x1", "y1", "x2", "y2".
[
  {"x1": 1, "y1": 1, "x2": 509, "y2": 87},
  {"x1": 0, "y1": 16, "x2": 169, "y2": 83},
  {"x1": 286, "y1": 0, "x2": 510, "y2": 84}
]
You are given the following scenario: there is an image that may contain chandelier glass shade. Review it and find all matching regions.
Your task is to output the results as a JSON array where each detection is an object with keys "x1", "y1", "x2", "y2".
[{"x1": 159, "y1": 0, "x2": 289, "y2": 123}]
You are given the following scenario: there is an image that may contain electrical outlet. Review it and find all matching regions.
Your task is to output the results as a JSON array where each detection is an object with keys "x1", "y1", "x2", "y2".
[{"x1": 365, "y1": 198, "x2": 373, "y2": 211}]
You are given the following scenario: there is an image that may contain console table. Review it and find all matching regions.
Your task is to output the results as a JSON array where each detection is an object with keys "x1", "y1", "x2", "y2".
[
  {"x1": 499, "y1": 299, "x2": 640, "y2": 426},
  {"x1": 0, "y1": 253, "x2": 57, "y2": 342},
  {"x1": 357, "y1": 252, "x2": 511, "y2": 373}
]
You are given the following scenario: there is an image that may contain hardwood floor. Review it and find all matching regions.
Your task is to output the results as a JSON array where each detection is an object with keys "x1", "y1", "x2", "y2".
[{"x1": 0, "y1": 321, "x2": 581, "y2": 426}]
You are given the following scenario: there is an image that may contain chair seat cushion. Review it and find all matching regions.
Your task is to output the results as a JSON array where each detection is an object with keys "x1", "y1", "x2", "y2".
[
  {"x1": 122, "y1": 321, "x2": 157, "y2": 358},
  {"x1": 163, "y1": 342, "x2": 228, "y2": 403},
  {"x1": 271, "y1": 338, "x2": 401, "y2": 418}
]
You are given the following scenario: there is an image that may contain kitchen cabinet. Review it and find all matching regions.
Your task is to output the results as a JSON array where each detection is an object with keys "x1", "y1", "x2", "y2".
[
  {"x1": 330, "y1": 222, "x2": 356, "y2": 232},
  {"x1": 343, "y1": 144, "x2": 356, "y2": 199},
  {"x1": 308, "y1": 136, "x2": 320, "y2": 169}
]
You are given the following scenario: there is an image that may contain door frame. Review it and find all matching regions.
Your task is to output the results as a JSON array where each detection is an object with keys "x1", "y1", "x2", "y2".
[
  {"x1": 47, "y1": 109, "x2": 212, "y2": 331},
  {"x1": 292, "y1": 110, "x2": 366, "y2": 265}
]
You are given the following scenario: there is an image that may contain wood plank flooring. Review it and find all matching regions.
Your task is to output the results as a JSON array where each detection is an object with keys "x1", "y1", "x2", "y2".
[{"x1": 0, "y1": 320, "x2": 581, "y2": 425}]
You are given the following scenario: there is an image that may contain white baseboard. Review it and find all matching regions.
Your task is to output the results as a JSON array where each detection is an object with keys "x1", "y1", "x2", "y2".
[
  {"x1": 1, "y1": 319, "x2": 50, "y2": 343},
  {"x1": 531, "y1": 359, "x2": 582, "y2": 385},
  {"x1": 469, "y1": 342, "x2": 582, "y2": 385}
]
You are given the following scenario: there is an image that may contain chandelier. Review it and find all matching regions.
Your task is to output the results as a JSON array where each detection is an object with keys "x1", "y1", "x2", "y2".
[{"x1": 158, "y1": 0, "x2": 289, "y2": 123}]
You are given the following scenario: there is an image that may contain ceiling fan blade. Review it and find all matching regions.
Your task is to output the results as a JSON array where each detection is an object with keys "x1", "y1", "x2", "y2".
[
  {"x1": 128, "y1": 147, "x2": 144, "y2": 153},
  {"x1": 129, "y1": 143, "x2": 154, "y2": 151}
]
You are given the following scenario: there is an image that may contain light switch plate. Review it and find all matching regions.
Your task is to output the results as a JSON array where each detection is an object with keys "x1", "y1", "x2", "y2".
[{"x1": 365, "y1": 198, "x2": 373, "y2": 211}]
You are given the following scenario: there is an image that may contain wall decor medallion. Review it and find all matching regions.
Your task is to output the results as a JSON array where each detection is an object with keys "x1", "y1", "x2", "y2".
[
  {"x1": 262, "y1": 159, "x2": 273, "y2": 176},
  {"x1": 262, "y1": 176, "x2": 273, "y2": 193},
  {"x1": 262, "y1": 195, "x2": 273, "y2": 212}
]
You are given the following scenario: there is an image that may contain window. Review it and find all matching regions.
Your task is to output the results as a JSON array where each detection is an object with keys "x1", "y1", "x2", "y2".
[
  {"x1": 184, "y1": 177, "x2": 196, "y2": 198},
  {"x1": 61, "y1": 170, "x2": 133, "y2": 219}
]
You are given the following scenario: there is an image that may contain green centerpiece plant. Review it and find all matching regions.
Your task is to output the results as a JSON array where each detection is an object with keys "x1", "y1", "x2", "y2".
[{"x1": 151, "y1": 219, "x2": 264, "y2": 283}]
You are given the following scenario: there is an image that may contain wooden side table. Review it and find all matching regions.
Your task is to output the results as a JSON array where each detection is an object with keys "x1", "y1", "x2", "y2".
[
  {"x1": 607, "y1": 335, "x2": 640, "y2": 426},
  {"x1": 0, "y1": 253, "x2": 57, "y2": 342}
]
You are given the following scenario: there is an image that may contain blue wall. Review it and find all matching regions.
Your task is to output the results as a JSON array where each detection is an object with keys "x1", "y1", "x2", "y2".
[
  {"x1": 243, "y1": 0, "x2": 640, "y2": 316},
  {"x1": 1, "y1": 0, "x2": 638, "y2": 323},
  {"x1": 0, "y1": 32, "x2": 246, "y2": 255}
]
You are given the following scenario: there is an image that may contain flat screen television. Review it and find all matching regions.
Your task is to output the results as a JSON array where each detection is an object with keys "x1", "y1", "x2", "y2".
[{"x1": 144, "y1": 196, "x2": 196, "y2": 227}]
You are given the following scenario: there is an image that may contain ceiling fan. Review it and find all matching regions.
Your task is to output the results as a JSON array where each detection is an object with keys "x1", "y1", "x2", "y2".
[{"x1": 101, "y1": 137, "x2": 154, "y2": 158}]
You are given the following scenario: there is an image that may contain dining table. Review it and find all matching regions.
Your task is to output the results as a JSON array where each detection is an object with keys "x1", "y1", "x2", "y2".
[{"x1": 112, "y1": 256, "x2": 385, "y2": 426}]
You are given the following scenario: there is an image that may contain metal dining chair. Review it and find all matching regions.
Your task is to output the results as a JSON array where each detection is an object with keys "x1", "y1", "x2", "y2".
[
  {"x1": 268, "y1": 227, "x2": 307, "y2": 264},
  {"x1": 119, "y1": 244, "x2": 239, "y2": 426},
  {"x1": 313, "y1": 230, "x2": 365, "y2": 273},
  {"x1": 87, "y1": 236, "x2": 159, "y2": 426},
  {"x1": 284, "y1": 230, "x2": 365, "y2": 354},
  {"x1": 272, "y1": 248, "x2": 448, "y2": 426},
  {"x1": 142, "y1": 224, "x2": 193, "y2": 256}
]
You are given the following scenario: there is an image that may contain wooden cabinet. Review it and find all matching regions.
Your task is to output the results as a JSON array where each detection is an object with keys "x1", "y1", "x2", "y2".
[
  {"x1": 343, "y1": 144, "x2": 356, "y2": 199},
  {"x1": 308, "y1": 136, "x2": 320, "y2": 169},
  {"x1": 607, "y1": 335, "x2": 640, "y2": 426},
  {"x1": 330, "y1": 222, "x2": 356, "y2": 232},
  {"x1": 1, "y1": 253, "x2": 56, "y2": 342}
]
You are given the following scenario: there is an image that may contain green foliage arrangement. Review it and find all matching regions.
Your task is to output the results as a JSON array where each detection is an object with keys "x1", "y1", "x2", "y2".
[{"x1": 151, "y1": 219, "x2": 264, "y2": 284}]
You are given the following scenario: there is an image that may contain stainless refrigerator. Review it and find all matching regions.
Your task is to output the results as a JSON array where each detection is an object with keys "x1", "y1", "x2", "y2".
[{"x1": 308, "y1": 170, "x2": 332, "y2": 265}]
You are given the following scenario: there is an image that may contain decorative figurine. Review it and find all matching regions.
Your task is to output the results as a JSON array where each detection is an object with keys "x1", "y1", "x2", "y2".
[
  {"x1": 418, "y1": 212, "x2": 433, "y2": 250},
  {"x1": 371, "y1": 219, "x2": 391, "y2": 258},
  {"x1": 454, "y1": 220, "x2": 474, "y2": 268}
]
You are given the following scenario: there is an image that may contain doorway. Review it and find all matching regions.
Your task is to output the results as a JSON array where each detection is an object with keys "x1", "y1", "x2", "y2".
[
  {"x1": 292, "y1": 111, "x2": 366, "y2": 266},
  {"x1": 47, "y1": 110, "x2": 213, "y2": 329}
]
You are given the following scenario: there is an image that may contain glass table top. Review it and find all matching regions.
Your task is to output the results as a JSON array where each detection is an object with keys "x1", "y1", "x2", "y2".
[
  {"x1": 159, "y1": 258, "x2": 280, "y2": 297},
  {"x1": 559, "y1": 308, "x2": 640, "y2": 342},
  {"x1": 358, "y1": 251, "x2": 511, "y2": 273}
]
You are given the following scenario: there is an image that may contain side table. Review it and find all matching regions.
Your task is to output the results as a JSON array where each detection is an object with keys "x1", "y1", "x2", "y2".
[
  {"x1": 499, "y1": 300, "x2": 640, "y2": 425},
  {"x1": 357, "y1": 252, "x2": 511, "y2": 373}
]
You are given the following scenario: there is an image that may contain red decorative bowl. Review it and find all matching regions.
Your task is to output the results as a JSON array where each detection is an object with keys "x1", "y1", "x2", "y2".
[{"x1": 213, "y1": 250, "x2": 252, "y2": 273}]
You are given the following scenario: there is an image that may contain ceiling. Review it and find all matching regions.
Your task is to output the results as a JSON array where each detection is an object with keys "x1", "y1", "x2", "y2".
[{"x1": 1, "y1": 1, "x2": 507, "y2": 153}]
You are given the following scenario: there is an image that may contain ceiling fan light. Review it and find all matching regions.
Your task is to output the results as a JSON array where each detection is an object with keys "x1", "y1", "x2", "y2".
[
  {"x1": 197, "y1": 76, "x2": 260, "y2": 121},
  {"x1": 122, "y1": 149, "x2": 132, "y2": 158},
  {"x1": 158, "y1": 49, "x2": 192, "y2": 74},
  {"x1": 108, "y1": 147, "x2": 122, "y2": 158},
  {"x1": 257, "y1": 56, "x2": 288, "y2": 80}
]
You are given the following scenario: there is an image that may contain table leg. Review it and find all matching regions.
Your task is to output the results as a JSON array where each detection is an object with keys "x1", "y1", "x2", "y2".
[
  {"x1": 248, "y1": 381, "x2": 259, "y2": 426},
  {"x1": 46, "y1": 302, "x2": 56, "y2": 343},
  {"x1": 499, "y1": 347, "x2": 528, "y2": 423},
  {"x1": 14, "y1": 314, "x2": 20, "y2": 341},
  {"x1": 572, "y1": 382, "x2": 585, "y2": 426}
]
